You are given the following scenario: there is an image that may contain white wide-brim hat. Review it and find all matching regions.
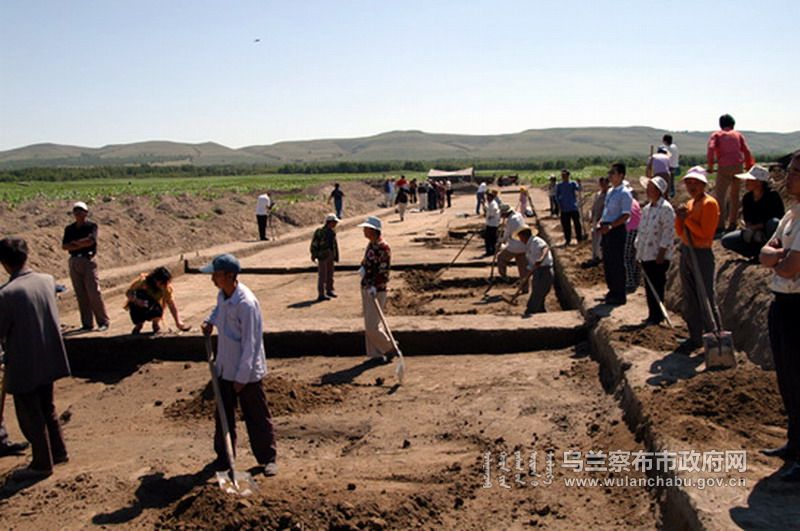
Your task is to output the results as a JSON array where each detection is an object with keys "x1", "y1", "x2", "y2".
[
  {"x1": 735, "y1": 164, "x2": 770, "y2": 182},
  {"x1": 682, "y1": 165, "x2": 709, "y2": 184},
  {"x1": 357, "y1": 215, "x2": 382, "y2": 232},
  {"x1": 639, "y1": 176, "x2": 668, "y2": 195}
]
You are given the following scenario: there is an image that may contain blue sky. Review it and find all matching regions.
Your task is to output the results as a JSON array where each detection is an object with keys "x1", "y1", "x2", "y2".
[{"x1": 1, "y1": 0, "x2": 797, "y2": 150}]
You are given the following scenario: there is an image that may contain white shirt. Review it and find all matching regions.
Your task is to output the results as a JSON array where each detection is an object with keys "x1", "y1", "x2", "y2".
[
  {"x1": 770, "y1": 205, "x2": 800, "y2": 294},
  {"x1": 660, "y1": 143, "x2": 680, "y2": 168},
  {"x1": 206, "y1": 282, "x2": 268, "y2": 383},
  {"x1": 634, "y1": 197, "x2": 676, "y2": 262},
  {"x1": 255, "y1": 194, "x2": 272, "y2": 215},
  {"x1": 485, "y1": 198, "x2": 500, "y2": 227},
  {"x1": 526, "y1": 236, "x2": 553, "y2": 269},
  {"x1": 502, "y1": 211, "x2": 527, "y2": 253},
  {"x1": 477, "y1": 182, "x2": 487, "y2": 194}
]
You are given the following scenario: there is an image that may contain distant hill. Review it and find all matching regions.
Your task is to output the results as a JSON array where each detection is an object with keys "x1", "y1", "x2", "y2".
[{"x1": 2, "y1": 128, "x2": 798, "y2": 169}]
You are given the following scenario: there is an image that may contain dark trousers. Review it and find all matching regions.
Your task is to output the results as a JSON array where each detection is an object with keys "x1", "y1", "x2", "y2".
[
  {"x1": 256, "y1": 215, "x2": 268, "y2": 240},
  {"x1": 317, "y1": 256, "x2": 335, "y2": 296},
  {"x1": 128, "y1": 290, "x2": 163, "y2": 324},
  {"x1": 526, "y1": 266, "x2": 554, "y2": 314},
  {"x1": 560, "y1": 210, "x2": 583, "y2": 244},
  {"x1": 13, "y1": 382, "x2": 67, "y2": 471},
  {"x1": 333, "y1": 199, "x2": 343, "y2": 219},
  {"x1": 214, "y1": 378, "x2": 276, "y2": 465},
  {"x1": 679, "y1": 245, "x2": 721, "y2": 344},
  {"x1": 485, "y1": 226, "x2": 498, "y2": 256},
  {"x1": 641, "y1": 260, "x2": 669, "y2": 322},
  {"x1": 446, "y1": 190, "x2": 453, "y2": 208},
  {"x1": 770, "y1": 293, "x2": 800, "y2": 451},
  {"x1": 601, "y1": 225, "x2": 627, "y2": 303},
  {"x1": 549, "y1": 196, "x2": 559, "y2": 216}
]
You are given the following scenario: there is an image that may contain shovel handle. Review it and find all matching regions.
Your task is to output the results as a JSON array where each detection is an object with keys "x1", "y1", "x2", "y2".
[{"x1": 205, "y1": 336, "x2": 239, "y2": 476}]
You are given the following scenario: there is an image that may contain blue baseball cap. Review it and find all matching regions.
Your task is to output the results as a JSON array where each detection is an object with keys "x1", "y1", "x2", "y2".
[{"x1": 200, "y1": 253, "x2": 241, "y2": 274}]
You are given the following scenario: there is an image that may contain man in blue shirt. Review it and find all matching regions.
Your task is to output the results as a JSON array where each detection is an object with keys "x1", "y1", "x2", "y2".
[
  {"x1": 598, "y1": 163, "x2": 633, "y2": 305},
  {"x1": 201, "y1": 254, "x2": 277, "y2": 476},
  {"x1": 555, "y1": 169, "x2": 584, "y2": 245}
]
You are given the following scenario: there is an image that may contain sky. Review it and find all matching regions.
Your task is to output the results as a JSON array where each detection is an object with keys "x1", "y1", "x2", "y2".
[{"x1": 1, "y1": 0, "x2": 798, "y2": 151}]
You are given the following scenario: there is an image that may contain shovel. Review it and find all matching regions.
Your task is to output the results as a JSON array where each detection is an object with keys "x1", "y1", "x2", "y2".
[
  {"x1": 435, "y1": 231, "x2": 476, "y2": 279},
  {"x1": 371, "y1": 295, "x2": 406, "y2": 385},
  {"x1": 683, "y1": 232, "x2": 735, "y2": 369},
  {"x1": 482, "y1": 249, "x2": 501, "y2": 297},
  {"x1": 204, "y1": 336, "x2": 258, "y2": 496},
  {"x1": 502, "y1": 267, "x2": 536, "y2": 305},
  {"x1": 639, "y1": 262, "x2": 674, "y2": 328}
]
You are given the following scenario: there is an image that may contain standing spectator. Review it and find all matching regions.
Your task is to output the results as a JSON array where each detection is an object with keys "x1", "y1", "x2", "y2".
[
  {"x1": 598, "y1": 163, "x2": 633, "y2": 305},
  {"x1": 396, "y1": 175, "x2": 408, "y2": 192},
  {"x1": 255, "y1": 192, "x2": 272, "y2": 241},
  {"x1": 484, "y1": 189, "x2": 501, "y2": 257},
  {"x1": 624, "y1": 188, "x2": 643, "y2": 293},
  {"x1": 635, "y1": 176, "x2": 675, "y2": 325},
  {"x1": 517, "y1": 186, "x2": 534, "y2": 217},
  {"x1": 759, "y1": 151, "x2": 800, "y2": 481},
  {"x1": 514, "y1": 226, "x2": 554, "y2": 315},
  {"x1": 200, "y1": 254, "x2": 278, "y2": 476},
  {"x1": 647, "y1": 147, "x2": 672, "y2": 180},
  {"x1": 427, "y1": 179, "x2": 439, "y2": 212},
  {"x1": 707, "y1": 114, "x2": 755, "y2": 232},
  {"x1": 394, "y1": 186, "x2": 409, "y2": 221},
  {"x1": 328, "y1": 183, "x2": 345, "y2": 220},
  {"x1": 497, "y1": 205, "x2": 529, "y2": 288},
  {"x1": 660, "y1": 134, "x2": 680, "y2": 197},
  {"x1": 445, "y1": 180, "x2": 453, "y2": 208},
  {"x1": 409, "y1": 178, "x2": 418, "y2": 203},
  {"x1": 418, "y1": 179, "x2": 428, "y2": 211},
  {"x1": 310, "y1": 214, "x2": 340, "y2": 301},
  {"x1": 62, "y1": 201, "x2": 110, "y2": 331},
  {"x1": 555, "y1": 169, "x2": 584, "y2": 245},
  {"x1": 357, "y1": 217, "x2": 396, "y2": 363},
  {"x1": 124, "y1": 267, "x2": 191, "y2": 334},
  {"x1": 587, "y1": 176, "x2": 610, "y2": 267},
  {"x1": 721, "y1": 165, "x2": 784, "y2": 260},
  {"x1": 675, "y1": 166, "x2": 722, "y2": 352},
  {"x1": 547, "y1": 175, "x2": 559, "y2": 216},
  {"x1": 476, "y1": 181, "x2": 487, "y2": 215},
  {"x1": 0, "y1": 237, "x2": 70, "y2": 480},
  {"x1": 436, "y1": 180, "x2": 447, "y2": 212}
]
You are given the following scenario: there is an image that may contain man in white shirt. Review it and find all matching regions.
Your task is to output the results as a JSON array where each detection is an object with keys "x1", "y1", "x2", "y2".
[
  {"x1": 484, "y1": 189, "x2": 501, "y2": 256},
  {"x1": 255, "y1": 192, "x2": 272, "y2": 241},
  {"x1": 497, "y1": 205, "x2": 529, "y2": 291},
  {"x1": 476, "y1": 181, "x2": 488, "y2": 215},
  {"x1": 201, "y1": 253, "x2": 277, "y2": 476},
  {"x1": 660, "y1": 134, "x2": 680, "y2": 197},
  {"x1": 514, "y1": 226, "x2": 554, "y2": 315}
]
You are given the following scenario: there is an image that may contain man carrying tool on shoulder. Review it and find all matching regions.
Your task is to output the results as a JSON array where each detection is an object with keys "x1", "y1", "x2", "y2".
[
  {"x1": 357, "y1": 217, "x2": 398, "y2": 364},
  {"x1": 497, "y1": 204, "x2": 529, "y2": 292},
  {"x1": 200, "y1": 254, "x2": 277, "y2": 477},
  {"x1": 674, "y1": 166, "x2": 722, "y2": 354},
  {"x1": 513, "y1": 226, "x2": 553, "y2": 316}
]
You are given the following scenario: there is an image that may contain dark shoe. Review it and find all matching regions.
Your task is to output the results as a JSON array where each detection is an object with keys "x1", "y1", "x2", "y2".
[
  {"x1": 780, "y1": 461, "x2": 800, "y2": 482},
  {"x1": 643, "y1": 317, "x2": 663, "y2": 326},
  {"x1": 676, "y1": 339, "x2": 702, "y2": 355},
  {"x1": 96, "y1": 323, "x2": 109, "y2": 332},
  {"x1": 11, "y1": 466, "x2": 52, "y2": 481},
  {"x1": 208, "y1": 457, "x2": 229, "y2": 472},
  {"x1": 261, "y1": 462, "x2": 278, "y2": 477},
  {"x1": 625, "y1": 286, "x2": 638, "y2": 294},
  {"x1": 604, "y1": 297, "x2": 626, "y2": 305},
  {"x1": 0, "y1": 441, "x2": 29, "y2": 457},
  {"x1": 761, "y1": 444, "x2": 796, "y2": 460},
  {"x1": 326, "y1": 291, "x2": 338, "y2": 298},
  {"x1": 316, "y1": 294, "x2": 330, "y2": 302},
  {"x1": 53, "y1": 454, "x2": 70, "y2": 466}
]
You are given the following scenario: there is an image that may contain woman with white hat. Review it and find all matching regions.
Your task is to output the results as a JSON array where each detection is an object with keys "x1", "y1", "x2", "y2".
[
  {"x1": 357, "y1": 216, "x2": 397, "y2": 363},
  {"x1": 635, "y1": 176, "x2": 675, "y2": 325},
  {"x1": 721, "y1": 165, "x2": 784, "y2": 260}
]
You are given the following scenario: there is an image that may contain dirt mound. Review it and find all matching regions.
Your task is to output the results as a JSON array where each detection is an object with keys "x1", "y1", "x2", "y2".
[
  {"x1": 164, "y1": 375, "x2": 353, "y2": 420},
  {"x1": 612, "y1": 322, "x2": 689, "y2": 352},
  {"x1": 650, "y1": 363, "x2": 785, "y2": 445}
]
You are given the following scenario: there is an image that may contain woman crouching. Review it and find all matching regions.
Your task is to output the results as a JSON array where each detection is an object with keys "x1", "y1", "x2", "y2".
[{"x1": 125, "y1": 266, "x2": 191, "y2": 334}]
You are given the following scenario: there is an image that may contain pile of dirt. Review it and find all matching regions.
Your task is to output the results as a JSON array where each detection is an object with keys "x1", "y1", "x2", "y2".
[
  {"x1": 400, "y1": 270, "x2": 442, "y2": 291},
  {"x1": 612, "y1": 322, "x2": 689, "y2": 352},
  {"x1": 3, "y1": 181, "x2": 382, "y2": 282},
  {"x1": 164, "y1": 375, "x2": 354, "y2": 420},
  {"x1": 649, "y1": 363, "x2": 785, "y2": 446}
]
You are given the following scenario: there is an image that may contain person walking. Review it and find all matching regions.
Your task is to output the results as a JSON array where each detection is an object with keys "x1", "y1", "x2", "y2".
[
  {"x1": 675, "y1": 166, "x2": 722, "y2": 352},
  {"x1": 357, "y1": 217, "x2": 396, "y2": 363},
  {"x1": 328, "y1": 183, "x2": 345, "y2": 220},
  {"x1": 598, "y1": 163, "x2": 633, "y2": 305},
  {"x1": 660, "y1": 134, "x2": 680, "y2": 197},
  {"x1": 587, "y1": 176, "x2": 610, "y2": 266},
  {"x1": 0, "y1": 237, "x2": 71, "y2": 481},
  {"x1": 707, "y1": 114, "x2": 755, "y2": 232},
  {"x1": 62, "y1": 201, "x2": 110, "y2": 331},
  {"x1": 555, "y1": 169, "x2": 584, "y2": 245},
  {"x1": 721, "y1": 165, "x2": 784, "y2": 260},
  {"x1": 484, "y1": 189, "x2": 501, "y2": 257},
  {"x1": 514, "y1": 226, "x2": 554, "y2": 316},
  {"x1": 310, "y1": 214, "x2": 340, "y2": 301},
  {"x1": 200, "y1": 254, "x2": 277, "y2": 477},
  {"x1": 256, "y1": 191, "x2": 272, "y2": 241},
  {"x1": 759, "y1": 151, "x2": 800, "y2": 481},
  {"x1": 394, "y1": 186, "x2": 409, "y2": 221},
  {"x1": 635, "y1": 176, "x2": 675, "y2": 325},
  {"x1": 497, "y1": 205, "x2": 529, "y2": 288},
  {"x1": 125, "y1": 266, "x2": 191, "y2": 334}
]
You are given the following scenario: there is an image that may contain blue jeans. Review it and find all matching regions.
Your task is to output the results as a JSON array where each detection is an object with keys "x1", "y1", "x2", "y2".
[{"x1": 720, "y1": 218, "x2": 779, "y2": 259}]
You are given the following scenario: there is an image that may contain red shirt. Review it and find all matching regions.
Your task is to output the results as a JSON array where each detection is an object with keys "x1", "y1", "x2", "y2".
[{"x1": 707, "y1": 128, "x2": 754, "y2": 169}]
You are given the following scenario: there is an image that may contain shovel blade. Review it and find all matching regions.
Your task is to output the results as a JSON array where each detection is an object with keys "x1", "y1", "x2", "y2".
[
  {"x1": 216, "y1": 470, "x2": 258, "y2": 496},
  {"x1": 703, "y1": 331, "x2": 736, "y2": 369}
]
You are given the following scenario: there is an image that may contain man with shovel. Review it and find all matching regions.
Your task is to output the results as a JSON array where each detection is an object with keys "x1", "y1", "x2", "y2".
[
  {"x1": 357, "y1": 217, "x2": 397, "y2": 364},
  {"x1": 513, "y1": 226, "x2": 553, "y2": 316},
  {"x1": 0, "y1": 237, "x2": 70, "y2": 481},
  {"x1": 496, "y1": 204, "x2": 529, "y2": 290},
  {"x1": 200, "y1": 254, "x2": 277, "y2": 477},
  {"x1": 675, "y1": 166, "x2": 722, "y2": 353}
]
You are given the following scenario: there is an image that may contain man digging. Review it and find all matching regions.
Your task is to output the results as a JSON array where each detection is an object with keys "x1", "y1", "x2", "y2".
[
  {"x1": 497, "y1": 204, "x2": 529, "y2": 292},
  {"x1": 513, "y1": 226, "x2": 554, "y2": 316}
]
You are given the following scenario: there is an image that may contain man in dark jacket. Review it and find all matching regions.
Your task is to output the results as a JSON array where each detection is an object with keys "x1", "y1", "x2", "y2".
[
  {"x1": 310, "y1": 214, "x2": 340, "y2": 301},
  {"x1": 0, "y1": 237, "x2": 71, "y2": 481}
]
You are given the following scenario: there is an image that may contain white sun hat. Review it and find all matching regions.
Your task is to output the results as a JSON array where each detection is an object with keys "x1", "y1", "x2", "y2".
[
  {"x1": 735, "y1": 164, "x2": 770, "y2": 182},
  {"x1": 639, "y1": 176, "x2": 668, "y2": 195},
  {"x1": 357, "y1": 216, "x2": 382, "y2": 232},
  {"x1": 682, "y1": 165, "x2": 709, "y2": 184}
]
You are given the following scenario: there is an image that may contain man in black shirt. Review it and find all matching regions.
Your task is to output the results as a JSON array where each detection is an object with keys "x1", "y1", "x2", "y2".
[{"x1": 62, "y1": 202, "x2": 109, "y2": 331}]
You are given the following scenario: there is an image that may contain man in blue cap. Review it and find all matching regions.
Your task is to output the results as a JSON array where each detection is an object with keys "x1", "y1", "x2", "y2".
[{"x1": 200, "y1": 254, "x2": 277, "y2": 476}]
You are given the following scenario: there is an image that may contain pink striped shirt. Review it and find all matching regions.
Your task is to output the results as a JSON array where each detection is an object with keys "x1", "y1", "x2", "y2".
[{"x1": 707, "y1": 128, "x2": 754, "y2": 169}]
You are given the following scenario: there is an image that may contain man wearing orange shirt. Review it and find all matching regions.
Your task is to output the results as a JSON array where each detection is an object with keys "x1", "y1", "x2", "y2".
[
  {"x1": 707, "y1": 114, "x2": 755, "y2": 232},
  {"x1": 675, "y1": 166, "x2": 722, "y2": 352}
]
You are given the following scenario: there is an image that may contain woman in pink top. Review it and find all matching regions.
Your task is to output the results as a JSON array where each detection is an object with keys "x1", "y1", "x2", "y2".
[
  {"x1": 624, "y1": 185, "x2": 643, "y2": 292},
  {"x1": 707, "y1": 114, "x2": 755, "y2": 232}
]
